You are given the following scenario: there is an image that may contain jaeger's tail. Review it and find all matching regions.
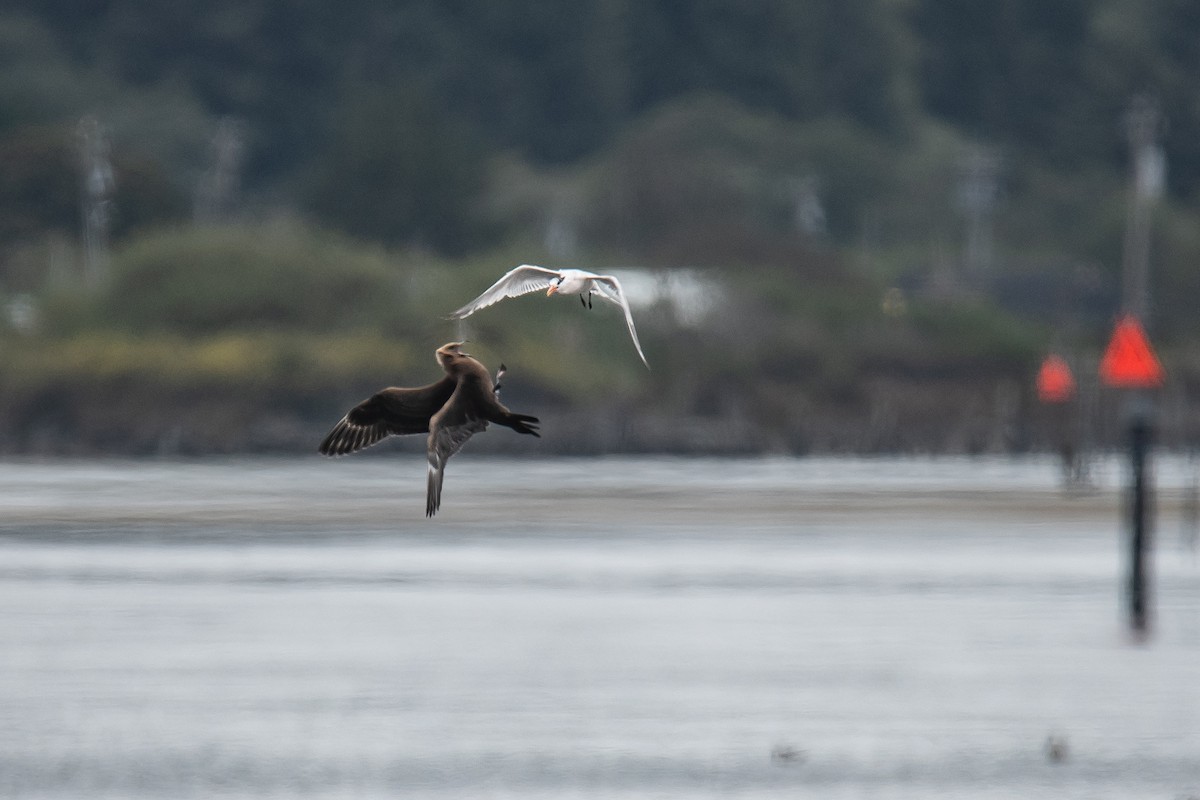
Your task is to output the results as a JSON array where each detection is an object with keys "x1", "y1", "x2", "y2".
[{"x1": 499, "y1": 412, "x2": 540, "y2": 437}]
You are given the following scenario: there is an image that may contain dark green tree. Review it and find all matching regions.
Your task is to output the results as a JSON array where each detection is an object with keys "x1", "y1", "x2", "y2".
[
  {"x1": 0, "y1": 125, "x2": 186, "y2": 246},
  {"x1": 627, "y1": 0, "x2": 912, "y2": 135},
  {"x1": 301, "y1": 88, "x2": 488, "y2": 254},
  {"x1": 911, "y1": 0, "x2": 1099, "y2": 159}
]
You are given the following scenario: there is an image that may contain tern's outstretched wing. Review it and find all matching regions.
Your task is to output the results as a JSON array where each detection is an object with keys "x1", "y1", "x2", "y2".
[
  {"x1": 318, "y1": 377, "x2": 456, "y2": 456},
  {"x1": 448, "y1": 264, "x2": 562, "y2": 319},
  {"x1": 591, "y1": 275, "x2": 650, "y2": 369}
]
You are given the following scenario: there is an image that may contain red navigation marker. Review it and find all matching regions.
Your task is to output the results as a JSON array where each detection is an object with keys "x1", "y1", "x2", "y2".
[
  {"x1": 1036, "y1": 354, "x2": 1076, "y2": 403},
  {"x1": 1100, "y1": 315, "x2": 1165, "y2": 389}
]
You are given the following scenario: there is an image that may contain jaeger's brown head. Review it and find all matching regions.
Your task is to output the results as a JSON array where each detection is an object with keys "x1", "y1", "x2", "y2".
[{"x1": 435, "y1": 341, "x2": 471, "y2": 371}]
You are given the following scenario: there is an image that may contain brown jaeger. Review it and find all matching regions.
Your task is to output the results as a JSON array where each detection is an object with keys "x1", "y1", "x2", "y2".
[{"x1": 319, "y1": 342, "x2": 540, "y2": 517}]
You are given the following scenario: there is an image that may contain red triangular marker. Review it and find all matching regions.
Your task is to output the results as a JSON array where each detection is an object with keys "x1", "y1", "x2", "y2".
[
  {"x1": 1036, "y1": 355, "x2": 1075, "y2": 403},
  {"x1": 1100, "y1": 315, "x2": 1165, "y2": 389}
]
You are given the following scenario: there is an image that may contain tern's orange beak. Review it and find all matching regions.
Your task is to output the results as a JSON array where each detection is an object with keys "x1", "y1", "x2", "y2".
[{"x1": 546, "y1": 285, "x2": 558, "y2": 296}]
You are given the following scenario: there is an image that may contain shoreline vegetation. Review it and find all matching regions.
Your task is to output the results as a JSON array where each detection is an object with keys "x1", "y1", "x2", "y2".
[{"x1": 1, "y1": 224, "x2": 1196, "y2": 458}]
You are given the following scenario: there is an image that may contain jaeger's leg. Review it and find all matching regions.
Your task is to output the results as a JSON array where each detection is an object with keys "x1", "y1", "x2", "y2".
[{"x1": 580, "y1": 295, "x2": 587, "y2": 308}]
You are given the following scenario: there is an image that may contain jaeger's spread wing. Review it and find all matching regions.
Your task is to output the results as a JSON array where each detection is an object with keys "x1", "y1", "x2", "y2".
[{"x1": 318, "y1": 376, "x2": 456, "y2": 456}]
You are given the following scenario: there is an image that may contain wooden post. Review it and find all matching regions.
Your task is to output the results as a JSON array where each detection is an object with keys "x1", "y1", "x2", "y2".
[{"x1": 1128, "y1": 410, "x2": 1151, "y2": 635}]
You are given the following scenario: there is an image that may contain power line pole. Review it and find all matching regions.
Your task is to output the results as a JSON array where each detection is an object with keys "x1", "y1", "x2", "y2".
[
  {"x1": 956, "y1": 146, "x2": 1000, "y2": 283},
  {"x1": 1121, "y1": 94, "x2": 1164, "y2": 321},
  {"x1": 194, "y1": 117, "x2": 246, "y2": 224},
  {"x1": 77, "y1": 116, "x2": 115, "y2": 287}
]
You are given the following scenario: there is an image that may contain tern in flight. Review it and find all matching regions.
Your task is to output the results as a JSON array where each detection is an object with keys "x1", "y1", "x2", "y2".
[
  {"x1": 449, "y1": 264, "x2": 650, "y2": 368},
  {"x1": 318, "y1": 342, "x2": 540, "y2": 517}
]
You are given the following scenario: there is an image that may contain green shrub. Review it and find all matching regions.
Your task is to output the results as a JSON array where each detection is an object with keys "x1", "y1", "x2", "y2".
[{"x1": 100, "y1": 223, "x2": 409, "y2": 334}]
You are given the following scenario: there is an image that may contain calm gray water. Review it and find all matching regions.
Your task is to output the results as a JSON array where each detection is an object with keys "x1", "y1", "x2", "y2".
[{"x1": 0, "y1": 455, "x2": 1197, "y2": 799}]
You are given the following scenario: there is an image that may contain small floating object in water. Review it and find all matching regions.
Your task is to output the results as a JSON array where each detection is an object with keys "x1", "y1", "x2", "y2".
[
  {"x1": 770, "y1": 743, "x2": 805, "y2": 764},
  {"x1": 1044, "y1": 734, "x2": 1069, "y2": 763}
]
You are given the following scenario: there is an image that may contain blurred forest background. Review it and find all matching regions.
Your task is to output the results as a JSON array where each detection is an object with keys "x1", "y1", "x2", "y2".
[{"x1": 2, "y1": 0, "x2": 1200, "y2": 455}]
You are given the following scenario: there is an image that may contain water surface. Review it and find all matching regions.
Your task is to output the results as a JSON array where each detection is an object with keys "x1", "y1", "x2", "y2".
[{"x1": 1, "y1": 456, "x2": 1197, "y2": 798}]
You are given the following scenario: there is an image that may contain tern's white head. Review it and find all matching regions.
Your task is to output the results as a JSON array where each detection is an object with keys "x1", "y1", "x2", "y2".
[{"x1": 546, "y1": 270, "x2": 589, "y2": 296}]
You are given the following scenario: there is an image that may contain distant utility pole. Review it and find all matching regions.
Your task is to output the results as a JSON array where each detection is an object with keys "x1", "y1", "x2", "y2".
[
  {"x1": 77, "y1": 116, "x2": 115, "y2": 287},
  {"x1": 956, "y1": 146, "x2": 1000, "y2": 281},
  {"x1": 1121, "y1": 94, "x2": 1164, "y2": 321},
  {"x1": 194, "y1": 117, "x2": 246, "y2": 224},
  {"x1": 791, "y1": 175, "x2": 827, "y2": 237},
  {"x1": 544, "y1": 206, "x2": 579, "y2": 260}
]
